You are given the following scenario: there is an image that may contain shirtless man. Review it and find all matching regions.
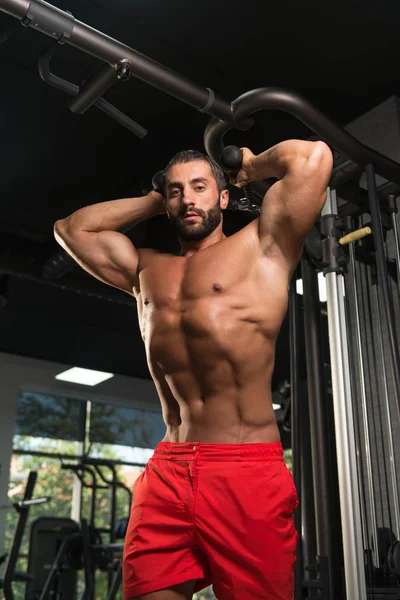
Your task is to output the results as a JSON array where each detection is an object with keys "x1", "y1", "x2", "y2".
[{"x1": 54, "y1": 140, "x2": 333, "y2": 600}]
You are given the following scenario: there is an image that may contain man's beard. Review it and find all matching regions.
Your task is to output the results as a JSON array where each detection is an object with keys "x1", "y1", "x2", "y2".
[{"x1": 169, "y1": 200, "x2": 222, "y2": 241}]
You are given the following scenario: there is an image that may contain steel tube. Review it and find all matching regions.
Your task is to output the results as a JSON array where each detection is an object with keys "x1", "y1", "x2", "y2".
[
  {"x1": 0, "y1": 0, "x2": 29, "y2": 17},
  {"x1": 204, "y1": 88, "x2": 400, "y2": 186},
  {"x1": 69, "y1": 63, "x2": 119, "y2": 114},
  {"x1": 299, "y1": 389, "x2": 317, "y2": 581},
  {"x1": 300, "y1": 258, "x2": 341, "y2": 598},
  {"x1": 0, "y1": 0, "x2": 238, "y2": 123},
  {"x1": 289, "y1": 280, "x2": 303, "y2": 599},
  {"x1": 366, "y1": 164, "x2": 400, "y2": 421},
  {"x1": 323, "y1": 188, "x2": 367, "y2": 599},
  {"x1": 372, "y1": 281, "x2": 400, "y2": 539},
  {"x1": 347, "y1": 239, "x2": 379, "y2": 566},
  {"x1": 389, "y1": 197, "x2": 400, "y2": 300}
]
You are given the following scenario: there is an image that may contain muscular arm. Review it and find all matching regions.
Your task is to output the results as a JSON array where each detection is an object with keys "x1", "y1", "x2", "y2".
[
  {"x1": 54, "y1": 191, "x2": 165, "y2": 294},
  {"x1": 242, "y1": 140, "x2": 333, "y2": 270}
]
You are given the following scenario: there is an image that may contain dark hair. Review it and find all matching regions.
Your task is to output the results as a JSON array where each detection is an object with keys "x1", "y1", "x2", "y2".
[{"x1": 163, "y1": 150, "x2": 227, "y2": 194}]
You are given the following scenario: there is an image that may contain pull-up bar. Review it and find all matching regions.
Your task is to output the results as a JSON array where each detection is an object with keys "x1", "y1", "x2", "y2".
[
  {"x1": 0, "y1": 0, "x2": 246, "y2": 127},
  {"x1": 204, "y1": 87, "x2": 400, "y2": 187},
  {"x1": 3, "y1": 0, "x2": 400, "y2": 187}
]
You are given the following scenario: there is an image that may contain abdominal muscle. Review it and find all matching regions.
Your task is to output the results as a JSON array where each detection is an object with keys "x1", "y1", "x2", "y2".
[
  {"x1": 146, "y1": 308, "x2": 282, "y2": 445},
  {"x1": 160, "y1": 382, "x2": 281, "y2": 444}
]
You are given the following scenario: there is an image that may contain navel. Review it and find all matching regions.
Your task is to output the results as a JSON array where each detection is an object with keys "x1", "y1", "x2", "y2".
[
  {"x1": 212, "y1": 283, "x2": 223, "y2": 293},
  {"x1": 144, "y1": 298, "x2": 150, "y2": 305}
]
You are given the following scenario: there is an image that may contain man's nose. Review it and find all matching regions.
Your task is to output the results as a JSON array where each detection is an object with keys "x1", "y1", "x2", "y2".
[{"x1": 182, "y1": 188, "x2": 195, "y2": 205}]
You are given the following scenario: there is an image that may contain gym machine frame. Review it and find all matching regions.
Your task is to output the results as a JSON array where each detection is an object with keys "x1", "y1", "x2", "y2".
[
  {"x1": 205, "y1": 95, "x2": 400, "y2": 597},
  {"x1": 2, "y1": 1, "x2": 400, "y2": 597},
  {"x1": 61, "y1": 458, "x2": 132, "y2": 600},
  {"x1": 0, "y1": 471, "x2": 51, "y2": 600}
]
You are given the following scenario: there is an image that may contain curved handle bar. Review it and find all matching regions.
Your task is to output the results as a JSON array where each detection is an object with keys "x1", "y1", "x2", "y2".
[
  {"x1": 38, "y1": 47, "x2": 148, "y2": 139},
  {"x1": 204, "y1": 87, "x2": 400, "y2": 187},
  {"x1": 93, "y1": 464, "x2": 131, "y2": 494},
  {"x1": 61, "y1": 463, "x2": 108, "y2": 488}
]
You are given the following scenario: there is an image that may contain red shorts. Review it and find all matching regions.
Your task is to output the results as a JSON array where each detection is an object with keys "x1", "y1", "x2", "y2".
[{"x1": 123, "y1": 442, "x2": 298, "y2": 599}]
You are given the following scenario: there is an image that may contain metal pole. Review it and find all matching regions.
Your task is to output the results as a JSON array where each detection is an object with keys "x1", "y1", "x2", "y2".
[
  {"x1": 359, "y1": 262, "x2": 387, "y2": 534},
  {"x1": 289, "y1": 279, "x2": 303, "y2": 599},
  {"x1": 372, "y1": 279, "x2": 400, "y2": 539},
  {"x1": 323, "y1": 188, "x2": 367, "y2": 599},
  {"x1": 300, "y1": 257, "x2": 342, "y2": 599},
  {"x1": 0, "y1": 0, "x2": 237, "y2": 123},
  {"x1": 388, "y1": 195, "x2": 400, "y2": 301},
  {"x1": 299, "y1": 382, "x2": 317, "y2": 580},
  {"x1": 205, "y1": 89, "x2": 400, "y2": 187},
  {"x1": 3, "y1": 471, "x2": 37, "y2": 600},
  {"x1": 365, "y1": 164, "x2": 400, "y2": 420},
  {"x1": 346, "y1": 236, "x2": 379, "y2": 566}
]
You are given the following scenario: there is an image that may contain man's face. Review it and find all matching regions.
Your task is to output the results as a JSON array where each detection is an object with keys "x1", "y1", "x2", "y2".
[{"x1": 164, "y1": 161, "x2": 228, "y2": 241}]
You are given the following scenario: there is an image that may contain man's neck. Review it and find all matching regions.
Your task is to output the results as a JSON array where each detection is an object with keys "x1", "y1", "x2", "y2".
[{"x1": 180, "y1": 228, "x2": 226, "y2": 257}]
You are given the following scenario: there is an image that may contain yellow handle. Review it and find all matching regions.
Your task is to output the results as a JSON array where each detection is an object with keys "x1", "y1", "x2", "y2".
[{"x1": 339, "y1": 226, "x2": 372, "y2": 246}]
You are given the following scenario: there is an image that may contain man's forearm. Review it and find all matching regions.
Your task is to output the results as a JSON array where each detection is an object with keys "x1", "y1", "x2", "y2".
[
  {"x1": 248, "y1": 140, "x2": 328, "y2": 181},
  {"x1": 56, "y1": 191, "x2": 164, "y2": 234}
]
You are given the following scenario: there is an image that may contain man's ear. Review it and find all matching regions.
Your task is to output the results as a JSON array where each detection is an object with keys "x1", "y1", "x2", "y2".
[{"x1": 220, "y1": 189, "x2": 229, "y2": 210}]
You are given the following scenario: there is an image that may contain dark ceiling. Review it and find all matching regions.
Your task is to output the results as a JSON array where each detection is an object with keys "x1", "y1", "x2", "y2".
[{"x1": 0, "y1": 0, "x2": 398, "y2": 385}]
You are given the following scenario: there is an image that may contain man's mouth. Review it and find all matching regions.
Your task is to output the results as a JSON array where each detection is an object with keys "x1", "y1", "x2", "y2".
[{"x1": 182, "y1": 213, "x2": 200, "y2": 221}]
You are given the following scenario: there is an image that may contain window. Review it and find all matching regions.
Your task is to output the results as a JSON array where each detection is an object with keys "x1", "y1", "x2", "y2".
[
  {"x1": 15, "y1": 389, "x2": 86, "y2": 451},
  {"x1": 6, "y1": 389, "x2": 163, "y2": 600},
  {"x1": 89, "y1": 400, "x2": 165, "y2": 449}
]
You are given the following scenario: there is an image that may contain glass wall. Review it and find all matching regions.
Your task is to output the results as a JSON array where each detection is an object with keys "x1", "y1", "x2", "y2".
[{"x1": 5, "y1": 388, "x2": 163, "y2": 600}]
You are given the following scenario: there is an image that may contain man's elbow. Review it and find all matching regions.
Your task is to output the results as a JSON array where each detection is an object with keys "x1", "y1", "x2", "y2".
[
  {"x1": 308, "y1": 141, "x2": 333, "y2": 173},
  {"x1": 54, "y1": 217, "x2": 71, "y2": 246}
]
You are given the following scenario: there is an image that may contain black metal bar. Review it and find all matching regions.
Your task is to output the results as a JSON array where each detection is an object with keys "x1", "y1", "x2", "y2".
[
  {"x1": 3, "y1": 471, "x2": 37, "y2": 600},
  {"x1": 38, "y1": 47, "x2": 148, "y2": 139},
  {"x1": 81, "y1": 518, "x2": 95, "y2": 600},
  {"x1": 89, "y1": 468, "x2": 97, "y2": 528},
  {"x1": 106, "y1": 561, "x2": 122, "y2": 600},
  {"x1": 69, "y1": 63, "x2": 120, "y2": 114},
  {"x1": 95, "y1": 97, "x2": 148, "y2": 139},
  {"x1": 12, "y1": 448, "x2": 147, "y2": 468},
  {"x1": 365, "y1": 163, "x2": 400, "y2": 420},
  {"x1": 288, "y1": 280, "x2": 303, "y2": 599},
  {"x1": 300, "y1": 259, "x2": 342, "y2": 599},
  {"x1": 93, "y1": 464, "x2": 118, "y2": 543},
  {"x1": 299, "y1": 381, "x2": 318, "y2": 581},
  {"x1": 0, "y1": 0, "x2": 245, "y2": 125},
  {"x1": 37, "y1": 536, "x2": 69, "y2": 600},
  {"x1": 204, "y1": 88, "x2": 400, "y2": 186},
  {"x1": 89, "y1": 461, "x2": 132, "y2": 508},
  {"x1": 330, "y1": 158, "x2": 364, "y2": 188}
]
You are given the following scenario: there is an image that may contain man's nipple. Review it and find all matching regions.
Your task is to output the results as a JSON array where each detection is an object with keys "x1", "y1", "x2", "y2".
[{"x1": 212, "y1": 283, "x2": 223, "y2": 293}]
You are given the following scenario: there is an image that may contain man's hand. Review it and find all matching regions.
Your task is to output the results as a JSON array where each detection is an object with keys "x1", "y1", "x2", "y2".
[
  {"x1": 148, "y1": 189, "x2": 167, "y2": 214},
  {"x1": 152, "y1": 171, "x2": 166, "y2": 197},
  {"x1": 228, "y1": 148, "x2": 256, "y2": 188}
]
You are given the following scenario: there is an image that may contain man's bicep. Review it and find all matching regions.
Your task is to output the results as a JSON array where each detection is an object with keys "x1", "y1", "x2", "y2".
[
  {"x1": 258, "y1": 157, "x2": 331, "y2": 262},
  {"x1": 56, "y1": 227, "x2": 140, "y2": 294}
]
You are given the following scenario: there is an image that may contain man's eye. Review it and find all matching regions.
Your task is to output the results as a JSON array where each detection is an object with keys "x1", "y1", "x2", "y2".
[
  {"x1": 196, "y1": 186, "x2": 205, "y2": 191},
  {"x1": 170, "y1": 189, "x2": 180, "y2": 197}
]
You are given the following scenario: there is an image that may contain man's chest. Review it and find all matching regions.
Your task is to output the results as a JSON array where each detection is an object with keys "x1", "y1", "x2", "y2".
[
  {"x1": 138, "y1": 249, "x2": 259, "y2": 308},
  {"x1": 136, "y1": 251, "x2": 288, "y2": 347}
]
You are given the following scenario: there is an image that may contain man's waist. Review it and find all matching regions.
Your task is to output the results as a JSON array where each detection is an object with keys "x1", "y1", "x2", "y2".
[{"x1": 152, "y1": 440, "x2": 284, "y2": 461}]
